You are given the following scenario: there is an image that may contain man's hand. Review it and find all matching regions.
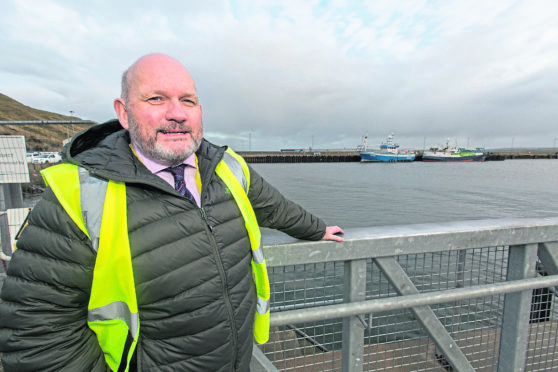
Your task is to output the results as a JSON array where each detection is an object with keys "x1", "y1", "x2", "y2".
[{"x1": 322, "y1": 226, "x2": 344, "y2": 241}]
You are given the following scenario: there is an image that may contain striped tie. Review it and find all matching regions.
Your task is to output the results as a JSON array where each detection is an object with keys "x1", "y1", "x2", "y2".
[{"x1": 166, "y1": 164, "x2": 195, "y2": 201}]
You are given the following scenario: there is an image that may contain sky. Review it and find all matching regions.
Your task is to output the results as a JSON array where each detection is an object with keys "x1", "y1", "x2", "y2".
[{"x1": 1, "y1": 0, "x2": 558, "y2": 151}]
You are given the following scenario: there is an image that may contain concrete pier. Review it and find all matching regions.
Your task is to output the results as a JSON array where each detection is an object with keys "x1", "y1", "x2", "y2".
[{"x1": 237, "y1": 151, "x2": 361, "y2": 163}]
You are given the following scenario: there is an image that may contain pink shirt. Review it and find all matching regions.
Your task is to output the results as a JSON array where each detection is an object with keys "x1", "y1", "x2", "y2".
[{"x1": 132, "y1": 144, "x2": 201, "y2": 207}]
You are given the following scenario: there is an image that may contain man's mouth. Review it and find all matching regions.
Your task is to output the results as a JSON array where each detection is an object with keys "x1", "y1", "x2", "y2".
[{"x1": 159, "y1": 129, "x2": 190, "y2": 135}]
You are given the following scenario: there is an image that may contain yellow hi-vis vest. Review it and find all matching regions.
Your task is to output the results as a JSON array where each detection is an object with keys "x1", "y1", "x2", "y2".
[{"x1": 41, "y1": 148, "x2": 270, "y2": 372}]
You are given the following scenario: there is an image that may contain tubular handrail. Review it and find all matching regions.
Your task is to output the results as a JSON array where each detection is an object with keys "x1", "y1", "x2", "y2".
[{"x1": 262, "y1": 217, "x2": 558, "y2": 267}]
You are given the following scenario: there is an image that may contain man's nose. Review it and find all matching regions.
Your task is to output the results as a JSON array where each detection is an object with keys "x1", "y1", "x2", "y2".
[{"x1": 165, "y1": 99, "x2": 187, "y2": 122}]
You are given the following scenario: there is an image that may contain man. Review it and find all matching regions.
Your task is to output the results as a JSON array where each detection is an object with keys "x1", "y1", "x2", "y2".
[{"x1": 0, "y1": 53, "x2": 343, "y2": 372}]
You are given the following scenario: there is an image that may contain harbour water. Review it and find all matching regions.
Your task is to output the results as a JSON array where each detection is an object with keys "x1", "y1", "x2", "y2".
[
  {"x1": 253, "y1": 159, "x2": 558, "y2": 348},
  {"x1": 22, "y1": 159, "x2": 558, "y2": 227},
  {"x1": 251, "y1": 159, "x2": 558, "y2": 229}
]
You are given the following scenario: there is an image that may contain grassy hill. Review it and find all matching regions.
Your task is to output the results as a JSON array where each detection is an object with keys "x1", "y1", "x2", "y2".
[
  {"x1": 0, "y1": 93, "x2": 96, "y2": 151},
  {"x1": 0, "y1": 93, "x2": 80, "y2": 121}
]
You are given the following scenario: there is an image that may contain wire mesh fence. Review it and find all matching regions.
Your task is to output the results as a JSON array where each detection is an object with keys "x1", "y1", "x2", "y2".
[{"x1": 260, "y1": 243, "x2": 558, "y2": 371}]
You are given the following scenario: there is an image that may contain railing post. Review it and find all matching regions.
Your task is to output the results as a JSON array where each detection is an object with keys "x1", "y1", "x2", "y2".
[
  {"x1": 497, "y1": 243, "x2": 538, "y2": 372},
  {"x1": 342, "y1": 259, "x2": 367, "y2": 372},
  {"x1": 251, "y1": 344, "x2": 280, "y2": 372}
]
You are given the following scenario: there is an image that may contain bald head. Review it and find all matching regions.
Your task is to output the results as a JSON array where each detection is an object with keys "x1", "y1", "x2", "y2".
[
  {"x1": 114, "y1": 53, "x2": 203, "y2": 165},
  {"x1": 120, "y1": 53, "x2": 197, "y2": 104}
]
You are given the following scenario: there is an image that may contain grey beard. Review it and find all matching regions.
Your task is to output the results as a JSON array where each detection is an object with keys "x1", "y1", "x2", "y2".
[{"x1": 127, "y1": 115, "x2": 202, "y2": 166}]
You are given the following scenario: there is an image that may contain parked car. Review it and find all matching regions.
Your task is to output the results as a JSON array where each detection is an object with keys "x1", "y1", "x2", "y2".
[
  {"x1": 32, "y1": 153, "x2": 62, "y2": 164},
  {"x1": 26, "y1": 151, "x2": 39, "y2": 163}
]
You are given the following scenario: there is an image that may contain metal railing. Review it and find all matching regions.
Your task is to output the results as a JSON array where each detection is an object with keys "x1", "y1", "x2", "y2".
[{"x1": 251, "y1": 217, "x2": 558, "y2": 372}]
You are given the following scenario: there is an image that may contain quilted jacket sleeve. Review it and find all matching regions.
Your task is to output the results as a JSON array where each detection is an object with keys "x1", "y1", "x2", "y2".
[
  {"x1": 247, "y1": 165, "x2": 326, "y2": 241},
  {"x1": 0, "y1": 188, "x2": 108, "y2": 372}
]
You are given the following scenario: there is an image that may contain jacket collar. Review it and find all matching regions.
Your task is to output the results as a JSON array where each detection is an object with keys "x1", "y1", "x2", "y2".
[{"x1": 63, "y1": 119, "x2": 227, "y2": 190}]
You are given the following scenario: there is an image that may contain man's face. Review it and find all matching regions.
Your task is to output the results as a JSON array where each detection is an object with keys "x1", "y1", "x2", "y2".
[{"x1": 116, "y1": 55, "x2": 203, "y2": 166}]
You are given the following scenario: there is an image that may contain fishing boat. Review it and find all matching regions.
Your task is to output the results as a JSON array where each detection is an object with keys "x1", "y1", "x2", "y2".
[
  {"x1": 422, "y1": 139, "x2": 486, "y2": 162},
  {"x1": 359, "y1": 133, "x2": 415, "y2": 162}
]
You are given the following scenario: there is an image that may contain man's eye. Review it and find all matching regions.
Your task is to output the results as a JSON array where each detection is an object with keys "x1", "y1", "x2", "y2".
[
  {"x1": 147, "y1": 97, "x2": 163, "y2": 102},
  {"x1": 183, "y1": 99, "x2": 197, "y2": 106}
]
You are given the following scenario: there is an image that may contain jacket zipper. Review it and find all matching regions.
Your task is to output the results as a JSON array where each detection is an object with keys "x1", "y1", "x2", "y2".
[{"x1": 199, "y1": 207, "x2": 239, "y2": 367}]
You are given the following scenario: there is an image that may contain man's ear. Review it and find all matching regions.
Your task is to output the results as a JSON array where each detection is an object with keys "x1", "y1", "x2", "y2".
[{"x1": 114, "y1": 98, "x2": 129, "y2": 130}]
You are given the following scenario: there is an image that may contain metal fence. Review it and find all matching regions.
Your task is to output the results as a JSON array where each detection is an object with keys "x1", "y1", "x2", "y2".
[{"x1": 251, "y1": 218, "x2": 558, "y2": 372}]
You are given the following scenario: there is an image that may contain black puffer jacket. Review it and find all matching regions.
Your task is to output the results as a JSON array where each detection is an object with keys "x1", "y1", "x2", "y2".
[{"x1": 0, "y1": 119, "x2": 326, "y2": 371}]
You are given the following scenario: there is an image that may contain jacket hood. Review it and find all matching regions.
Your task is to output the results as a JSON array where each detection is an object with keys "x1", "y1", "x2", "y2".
[{"x1": 62, "y1": 119, "x2": 226, "y2": 187}]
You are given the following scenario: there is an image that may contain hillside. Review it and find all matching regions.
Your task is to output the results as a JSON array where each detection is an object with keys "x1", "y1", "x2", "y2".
[
  {"x1": 0, "y1": 93, "x2": 81, "y2": 121},
  {"x1": 0, "y1": 93, "x2": 96, "y2": 151}
]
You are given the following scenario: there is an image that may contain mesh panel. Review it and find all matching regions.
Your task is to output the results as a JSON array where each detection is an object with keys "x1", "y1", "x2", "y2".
[{"x1": 262, "y1": 246, "x2": 558, "y2": 371}]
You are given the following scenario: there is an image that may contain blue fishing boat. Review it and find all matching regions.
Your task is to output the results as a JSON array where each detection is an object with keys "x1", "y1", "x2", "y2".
[{"x1": 359, "y1": 133, "x2": 415, "y2": 162}]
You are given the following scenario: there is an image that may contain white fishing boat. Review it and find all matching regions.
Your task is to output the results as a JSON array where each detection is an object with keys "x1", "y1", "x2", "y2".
[{"x1": 422, "y1": 139, "x2": 486, "y2": 162}]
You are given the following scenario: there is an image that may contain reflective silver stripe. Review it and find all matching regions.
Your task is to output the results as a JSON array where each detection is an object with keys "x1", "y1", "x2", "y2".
[
  {"x1": 78, "y1": 168, "x2": 108, "y2": 253},
  {"x1": 222, "y1": 152, "x2": 247, "y2": 192},
  {"x1": 252, "y1": 244, "x2": 265, "y2": 263},
  {"x1": 88, "y1": 301, "x2": 139, "y2": 336},
  {"x1": 257, "y1": 297, "x2": 270, "y2": 315}
]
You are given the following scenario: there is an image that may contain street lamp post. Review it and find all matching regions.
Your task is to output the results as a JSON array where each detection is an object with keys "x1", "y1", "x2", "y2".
[{"x1": 69, "y1": 111, "x2": 76, "y2": 135}]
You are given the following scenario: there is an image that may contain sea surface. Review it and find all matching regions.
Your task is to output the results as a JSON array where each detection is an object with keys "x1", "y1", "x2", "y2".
[
  {"x1": 251, "y1": 159, "x2": 558, "y2": 228},
  {"x1": 23, "y1": 159, "x2": 558, "y2": 227},
  {"x1": 253, "y1": 159, "x2": 558, "y2": 345}
]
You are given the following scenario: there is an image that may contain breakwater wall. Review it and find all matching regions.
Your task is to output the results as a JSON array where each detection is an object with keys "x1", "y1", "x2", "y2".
[
  {"x1": 491, "y1": 152, "x2": 558, "y2": 160},
  {"x1": 237, "y1": 151, "x2": 360, "y2": 163},
  {"x1": 238, "y1": 151, "x2": 558, "y2": 163}
]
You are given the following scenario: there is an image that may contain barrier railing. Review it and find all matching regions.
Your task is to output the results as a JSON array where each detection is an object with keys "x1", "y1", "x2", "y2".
[{"x1": 251, "y1": 217, "x2": 558, "y2": 372}]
